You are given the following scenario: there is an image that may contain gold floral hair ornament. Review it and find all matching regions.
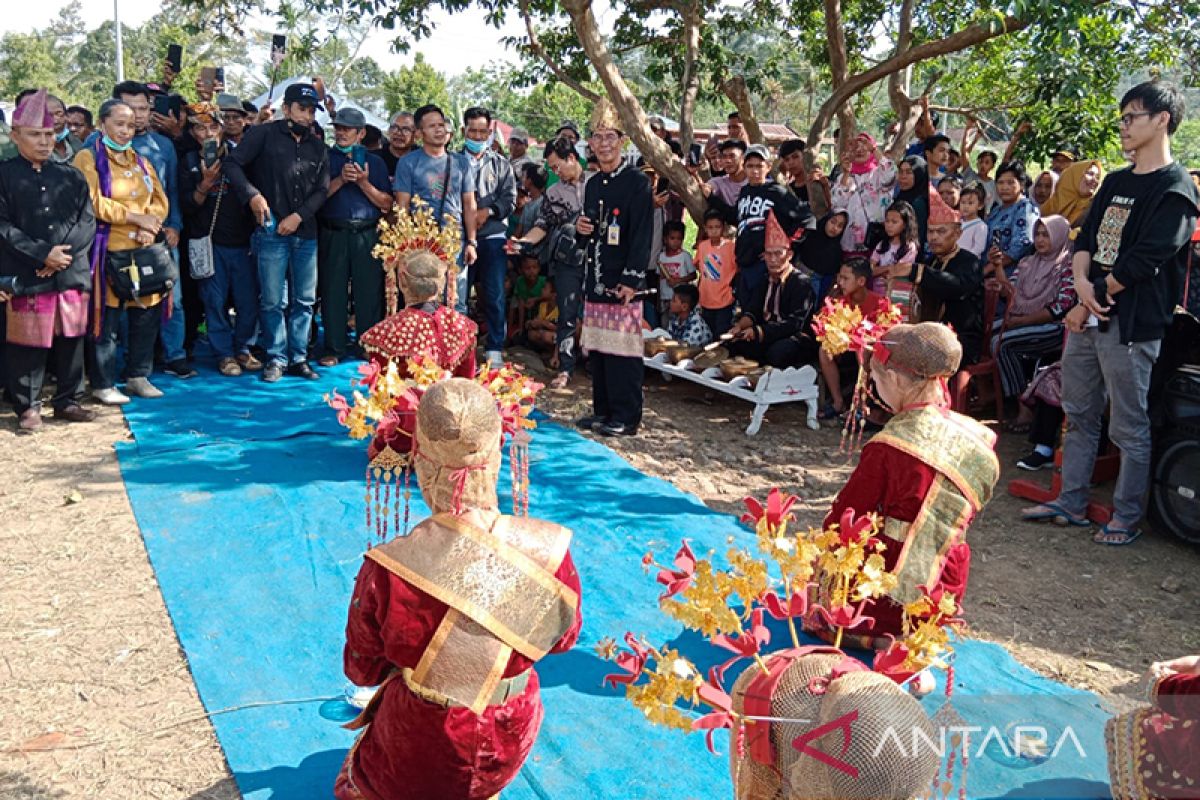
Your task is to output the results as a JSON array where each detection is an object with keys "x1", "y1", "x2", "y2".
[
  {"x1": 325, "y1": 356, "x2": 543, "y2": 541},
  {"x1": 374, "y1": 198, "x2": 464, "y2": 314}
]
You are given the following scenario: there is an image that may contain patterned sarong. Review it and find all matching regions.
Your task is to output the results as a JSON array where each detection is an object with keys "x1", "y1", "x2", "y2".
[{"x1": 580, "y1": 300, "x2": 642, "y2": 358}]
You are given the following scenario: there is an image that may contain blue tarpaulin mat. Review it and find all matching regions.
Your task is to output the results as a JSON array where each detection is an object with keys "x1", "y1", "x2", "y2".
[{"x1": 115, "y1": 362, "x2": 1115, "y2": 800}]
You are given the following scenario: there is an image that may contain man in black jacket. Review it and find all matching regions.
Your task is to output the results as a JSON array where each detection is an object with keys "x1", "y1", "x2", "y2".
[
  {"x1": 224, "y1": 82, "x2": 329, "y2": 383},
  {"x1": 1024, "y1": 80, "x2": 1200, "y2": 544},
  {"x1": 727, "y1": 210, "x2": 818, "y2": 368},
  {"x1": 0, "y1": 90, "x2": 97, "y2": 432},
  {"x1": 574, "y1": 100, "x2": 654, "y2": 437}
]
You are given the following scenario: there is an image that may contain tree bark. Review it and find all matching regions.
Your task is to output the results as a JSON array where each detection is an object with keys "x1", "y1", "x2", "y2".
[
  {"x1": 520, "y1": 0, "x2": 601, "y2": 103},
  {"x1": 884, "y1": 0, "x2": 915, "y2": 157},
  {"x1": 563, "y1": 0, "x2": 707, "y2": 222},
  {"x1": 721, "y1": 76, "x2": 765, "y2": 144},
  {"x1": 806, "y1": 14, "x2": 1029, "y2": 153},
  {"x1": 677, "y1": 1, "x2": 702, "y2": 157}
]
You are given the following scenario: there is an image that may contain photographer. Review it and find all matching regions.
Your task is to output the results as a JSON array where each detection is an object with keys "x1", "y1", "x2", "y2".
[
  {"x1": 507, "y1": 135, "x2": 591, "y2": 389},
  {"x1": 179, "y1": 102, "x2": 259, "y2": 377}
]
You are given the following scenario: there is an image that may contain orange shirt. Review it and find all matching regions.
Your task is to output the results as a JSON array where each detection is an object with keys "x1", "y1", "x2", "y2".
[{"x1": 695, "y1": 237, "x2": 736, "y2": 310}]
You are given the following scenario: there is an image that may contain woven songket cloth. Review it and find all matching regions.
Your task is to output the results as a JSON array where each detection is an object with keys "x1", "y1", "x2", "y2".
[
  {"x1": 1106, "y1": 671, "x2": 1200, "y2": 800},
  {"x1": 13, "y1": 89, "x2": 53, "y2": 129},
  {"x1": 580, "y1": 300, "x2": 643, "y2": 358},
  {"x1": 6, "y1": 290, "x2": 89, "y2": 348},
  {"x1": 730, "y1": 647, "x2": 939, "y2": 799}
]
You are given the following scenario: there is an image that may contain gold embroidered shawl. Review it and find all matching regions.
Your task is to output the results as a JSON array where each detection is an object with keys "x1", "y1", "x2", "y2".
[{"x1": 366, "y1": 513, "x2": 578, "y2": 714}]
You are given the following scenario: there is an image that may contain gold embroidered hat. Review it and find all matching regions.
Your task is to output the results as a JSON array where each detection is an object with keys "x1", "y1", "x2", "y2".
[{"x1": 588, "y1": 97, "x2": 622, "y2": 137}]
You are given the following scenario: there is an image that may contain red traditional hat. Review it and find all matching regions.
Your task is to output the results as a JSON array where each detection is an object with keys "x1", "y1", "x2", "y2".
[
  {"x1": 928, "y1": 185, "x2": 961, "y2": 225},
  {"x1": 764, "y1": 209, "x2": 792, "y2": 251},
  {"x1": 13, "y1": 89, "x2": 53, "y2": 129}
]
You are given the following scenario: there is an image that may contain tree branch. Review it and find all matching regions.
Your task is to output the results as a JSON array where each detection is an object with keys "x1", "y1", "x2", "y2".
[
  {"x1": 520, "y1": 0, "x2": 601, "y2": 103},
  {"x1": 720, "y1": 76, "x2": 764, "y2": 144},
  {"x1": 677, "y1": 1, "x2": 702, "y2": 156}
]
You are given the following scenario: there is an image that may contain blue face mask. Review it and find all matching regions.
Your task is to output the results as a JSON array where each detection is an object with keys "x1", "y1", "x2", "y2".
[
  {"x1": 463, "y1": 138, "x2": 486, "y2": 155},
  {"x1": 55, "y1": 128, "x2": 70, "y2": 142},
  {"x1": 333, "y1": 144, "x2": 354, "y2": 154},
  {"x1": 102, "y1": 135, "x2": 132, "y2": 152}
]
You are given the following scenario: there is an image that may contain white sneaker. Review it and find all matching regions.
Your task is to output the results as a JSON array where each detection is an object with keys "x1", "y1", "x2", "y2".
[
  {"x1": 486, "y1": 350, "x2": 504, "y2": 369},
  {"x1": 92, "y1": 387, "x2": 130, "y2": 406},
  {"x1": 124, "y1": 377, "x2": 164, "y2": 399}
]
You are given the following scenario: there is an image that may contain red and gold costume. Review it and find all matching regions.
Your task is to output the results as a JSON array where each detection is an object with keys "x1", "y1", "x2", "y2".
[
  {"x1": 1108, "y1": 672, "x2": 1200, "y2": 800},
  {"x1": 334, "y1": 378, "x2": 581, "y2": 800}
]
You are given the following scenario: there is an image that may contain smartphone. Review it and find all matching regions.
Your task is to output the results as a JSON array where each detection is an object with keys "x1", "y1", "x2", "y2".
[
  {"x1": 165, "y1": 43, "x2": 183, "y2": 74},
  {"x1": 312, "y1": 77, "x2": 327, "y2": 100},
  {"x1": 214, "y1": 66, "x2": 225, "y2": 84},
  {"x1": 199, "y1": 66, "x2": 217, "y2": 85},
  {"x1": 153, "y1": 94, "x2": 171, "y2": 117},
  {"x1": 351, "y1": 145, "x2": 367, "y2": 169},
  {"x1": 202, "y1": 139, "x2": 220, "y2": 168},
  {"x1": 168, "y1": 95, "x2": 184, "y2": 117},
  {"x1": 270, "y1": 34, "x2": 288, "y2": 64}
]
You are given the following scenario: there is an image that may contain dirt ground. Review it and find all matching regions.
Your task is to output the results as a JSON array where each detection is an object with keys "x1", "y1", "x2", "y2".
[{"x1": 0, "y1": 356, "x2": 1196, "y2": 798}]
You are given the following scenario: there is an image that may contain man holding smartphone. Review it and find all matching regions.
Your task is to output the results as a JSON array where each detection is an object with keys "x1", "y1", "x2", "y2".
[{"x1": 317, "y1": 107, "x2": 393, "y2": 366}]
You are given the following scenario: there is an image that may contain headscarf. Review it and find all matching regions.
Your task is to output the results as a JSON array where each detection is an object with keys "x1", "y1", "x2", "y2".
[
  {"x1": 1031, "y1": 170, "x2": 1059, "y2": 207},
  {"x1": 1039, "y1": 160, "x2": 1103, "y2": 226},
  {"x1": 800, "y1": 210, "x2": 849, "y2": 276},
  {"x1": 849, "y1": 132, "x2": 879, "y2": 175},
  {"x1": 895, "y1": 155, "x2": 929, "y2": 205},
  {"x1": 1009, "y1": 215, "x2": 1071, "y2": 317}
]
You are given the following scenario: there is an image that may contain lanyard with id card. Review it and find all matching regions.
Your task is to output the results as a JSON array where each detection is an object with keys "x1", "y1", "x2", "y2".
[{"x1": 606, "y1": 208, "x2": 621, "y2": 246}]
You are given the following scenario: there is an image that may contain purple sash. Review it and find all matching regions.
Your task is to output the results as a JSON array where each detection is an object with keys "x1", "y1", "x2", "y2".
[{"x1": 88, "y1": 139, "x2": 155, "y2": 337}]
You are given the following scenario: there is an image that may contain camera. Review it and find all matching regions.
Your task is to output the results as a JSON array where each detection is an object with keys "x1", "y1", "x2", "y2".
[{"x1": 0, "y1": 275, "x2": 25, "y2": 296}]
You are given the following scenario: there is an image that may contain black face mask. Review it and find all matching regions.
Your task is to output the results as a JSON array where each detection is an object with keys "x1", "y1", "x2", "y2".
[{"x1": 287, "y1": 118, "x2": 310, "y2": 138}]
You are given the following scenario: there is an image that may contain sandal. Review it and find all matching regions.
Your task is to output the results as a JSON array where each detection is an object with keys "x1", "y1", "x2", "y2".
[
  {"x1": 550, "y1": 372, "x2": 570, "y2": 390},
  {"x1": 1093, "y1": 523, "x2": 1141, "y2": 546},
  {"x1": 1020, "y1": 502, "x2": 1090, "y2": 527}
]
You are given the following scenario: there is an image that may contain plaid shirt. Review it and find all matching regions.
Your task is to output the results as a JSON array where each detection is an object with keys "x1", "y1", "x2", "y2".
[{"x1": 667, "y1": 307, "x2": 713, "y2": 347}]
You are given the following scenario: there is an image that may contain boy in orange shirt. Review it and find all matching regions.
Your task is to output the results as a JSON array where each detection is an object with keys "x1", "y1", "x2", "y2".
[
  {"x1": 819, "y1": 258, "x2": 886, "y2": 417},
  {"x1": 695, "y1": 208, "x2": 737, "y2": 335}
]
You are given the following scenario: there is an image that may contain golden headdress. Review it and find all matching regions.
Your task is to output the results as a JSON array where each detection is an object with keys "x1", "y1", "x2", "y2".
[
  {"x1": 588, "y1": 97, "x2": 622, "y2": 136},
  {"x1": 374, "y1": 199, "x2": 464, "y2": 314}
]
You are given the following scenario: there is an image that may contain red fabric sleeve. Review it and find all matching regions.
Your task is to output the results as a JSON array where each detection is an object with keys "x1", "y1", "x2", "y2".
[
  {"x1": 824, "y1": 441, "x2": 937, "y2": 529},
  {"x1": 1154, "y1": 672, "x2": 1200, "y2": 720},
  {"x1": 343, "y1": 559, "x2": 398, "y2": 687},
  {"x1": 551, "y1": 549, "x2": 584, "y2": 655}
]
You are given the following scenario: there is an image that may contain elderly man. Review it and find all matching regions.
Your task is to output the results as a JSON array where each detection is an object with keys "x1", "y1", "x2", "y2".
[
  {"x1": 574, "y1": 100, "x2": 654, "y2": 438},
  {"x1": 317, "y1": 107, "x2": 393, "y2": 366},
  {"x1": 382, "y1": 110, "x2": 416, "y2": 177},
  {"x1": 0, "y1": 90, "x2": 97, "y2": 432},
  {"x1": 889, "y1": 189, "x2": 985, "y2": 364},
  {"x1": 508, "y1": 127, "x2": 532, "y2": 172},
  {"x1": 216, "y1": 94, "x2": 249, "y2": 147},
  {"x1": 46, "y1": 95, "x2": 83, "y2": 165}
]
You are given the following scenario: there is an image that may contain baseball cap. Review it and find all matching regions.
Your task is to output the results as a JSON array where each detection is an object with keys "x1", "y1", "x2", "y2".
[
  {"x1": 743, "y1": 144, "x2": 771, "y2": 162},
  {"x1": 509, "y1": 127, "x2": 530, "y2": 144},
  {"x1": 333, "y1": 107, "x2": 366, "y2": 128},
  {"x1": 216, "y1": 93, "x2": 244, "y2": 113},
  {"x1": 556, "y1": 120, "x2": 580, "y2": 137},
  {"x1": 283, "y1": 83, "x2": 320, "y2": 107}
]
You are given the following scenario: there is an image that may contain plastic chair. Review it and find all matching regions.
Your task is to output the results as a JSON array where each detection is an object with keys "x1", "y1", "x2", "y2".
[{"x1": 950, "y1": 287, "x2": 1004, "y2": 420}]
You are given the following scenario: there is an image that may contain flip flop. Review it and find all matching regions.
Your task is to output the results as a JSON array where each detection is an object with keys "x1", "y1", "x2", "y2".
[
  {"x1": 1020, "y1": 502, "x2": 1091, "y2": 527},
  {"x1": 1093, "y1": 523, "x2": 1141, "y2": 546}
]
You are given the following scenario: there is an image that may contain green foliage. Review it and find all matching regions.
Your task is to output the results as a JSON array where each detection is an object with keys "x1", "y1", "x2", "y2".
[
  {"x1": 1175, "y1": 118, "x2": 1200, "y2": 168},
  {"x1": 381, "y1": 54, "x2": 452, "y2": 118},
  {"x1": 447, "y1": 61, "x2": 594, "y2": 140}
]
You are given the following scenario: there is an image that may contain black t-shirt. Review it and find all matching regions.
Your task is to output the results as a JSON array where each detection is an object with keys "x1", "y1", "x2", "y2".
[
  {"x1": 734, "y1": 181, "x2": 815, "y2": 269},
  {"x1": 1074, "y1": 162, "x2": 1199, "y2": 342}
]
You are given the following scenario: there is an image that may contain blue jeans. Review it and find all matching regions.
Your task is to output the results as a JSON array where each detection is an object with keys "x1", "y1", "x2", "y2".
[
  {"x1": 254, "y1": 231, "x2": 318, "y2": 367},
  {"x1": 159, "y1": 248, "x2": 186, "y2": 362},
  {"x1": 200, "y1": 244, "x2": 259, "y2": 359},
  {"x1": 736, "y1": 259, "x2": 767, "y2": 310},
  {"x1": 467, "y1": 237, "x2": 508, "y2": 352}
]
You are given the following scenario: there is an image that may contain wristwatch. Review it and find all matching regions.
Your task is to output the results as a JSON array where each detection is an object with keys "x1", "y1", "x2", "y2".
[{"x1": 466, "y1": 239, "x2": 478, "y2": 247}]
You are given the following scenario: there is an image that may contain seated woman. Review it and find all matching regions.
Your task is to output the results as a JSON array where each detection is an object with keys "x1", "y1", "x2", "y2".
[
  {"x1": 989, "y1": 215, "x2": 1076, "y2": 432},
  {"x1": 336, "y1": 379, "x2": 582, "y2": 800},
  {"x1": 1108, "y1": 654, "x2": 1200, "y2": 800},
  {"x1": 811, "y1": 323, "x2": 1000, "y2": 647}
]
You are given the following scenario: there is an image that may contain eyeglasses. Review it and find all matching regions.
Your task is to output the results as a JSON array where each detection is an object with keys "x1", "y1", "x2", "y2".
[
  {"x1": 1118, "y1": 111, "x2": 1154, "y2": 128},
  {"x1": 590, "y1": 132, "x2": 621, "y2": 144},
  {"x1": 389, "y1": 125, "x2": 414, "y2": 133}
]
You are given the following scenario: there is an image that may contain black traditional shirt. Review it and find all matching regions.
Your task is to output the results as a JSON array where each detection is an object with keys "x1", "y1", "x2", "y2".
[
  {"x1": 0, "y1": 156, "x2": 96, "y2": 294},
  {"x1": 580, "y1": 163, "x2": 654, "y2": 302}
]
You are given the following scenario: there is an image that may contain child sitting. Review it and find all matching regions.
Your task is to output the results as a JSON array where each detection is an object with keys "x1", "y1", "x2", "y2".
[
  {"x1": 958, "y1": 181, "x2": 989, "y2": 259},
  {"x1": 819, "y1": 259, "x2": 887, "y2": 418},
  {"x1": 657, "y1": 220, "x2": 696, "y2": 318},
  {"x1": 508, "y1": 254, "x2": 549, "y2": 342},
  {"x1": 695, "y1": 209, "x2": 737, "y2": 335},
  {"x1": 665, "y1": 283, "x2": 713, "y2": 347},
  {"x1": 523, "y1": 277, "x2": 560, "y2": 358}
]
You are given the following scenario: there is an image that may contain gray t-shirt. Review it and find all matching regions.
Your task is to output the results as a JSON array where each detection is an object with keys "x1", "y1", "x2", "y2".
[{"x1": 393, "y1": 149, "x2": 476, "y2": 225}]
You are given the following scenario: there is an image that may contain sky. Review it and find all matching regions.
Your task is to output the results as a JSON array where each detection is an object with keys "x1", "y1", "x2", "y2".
[{"x1": 0, "y1": 0, "x2": 528, "y2": 78}]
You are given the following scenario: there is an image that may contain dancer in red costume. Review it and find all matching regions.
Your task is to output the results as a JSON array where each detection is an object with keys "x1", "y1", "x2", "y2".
[
  {"x1": 813, "y1": 322, "x2": 1000, "y2": 649},
  {"x1": 335, "y1": 378, "x2": 582, "y2": 800}
]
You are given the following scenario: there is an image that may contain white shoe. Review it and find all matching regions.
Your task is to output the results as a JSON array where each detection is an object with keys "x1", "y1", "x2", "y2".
[
  {"x1": 345, "y1": 684, "x2": 378, "y2": 710},
  {"x1": 92, "y1": 387, "x2": 130, "y2": 406},
  {"x1": 486, "y1": 350, "x2": 504, "y2": 369},
  {"x1": 124, "y1": 377, "x2": 164, "y2": 399}
]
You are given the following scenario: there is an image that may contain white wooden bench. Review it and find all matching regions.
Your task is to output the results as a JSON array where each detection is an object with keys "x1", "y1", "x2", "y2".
[{"x1": 641, "y1": 336, "x2": 820, "y2": 435}]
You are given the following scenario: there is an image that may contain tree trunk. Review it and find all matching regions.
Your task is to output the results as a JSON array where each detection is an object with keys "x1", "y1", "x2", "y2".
[
  {"x1": 520, "y1": 0, "x2": 600, "y2": 103},
  {"x1": 721, "y1": 76, "x2": 765, "y2": 144},
  {"x1": 806, "y1": 14, "x2": 1028, "y2": 156},
  {"x1": 563, "y1": 0, "x2": 707, "y2": 223},
  {"x1": 677, "y1": 2, "x2": 702, "y2": 157},
  {"x1": 884, "y1": 0, "x2": 915, "y2": 158}
]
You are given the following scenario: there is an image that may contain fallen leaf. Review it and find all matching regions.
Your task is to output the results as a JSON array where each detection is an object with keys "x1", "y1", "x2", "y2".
[{"x1": 19, "y1": 731, "x2": 66, "y2": 752}]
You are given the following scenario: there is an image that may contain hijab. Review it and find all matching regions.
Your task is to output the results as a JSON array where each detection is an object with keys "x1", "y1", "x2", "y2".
[
  {"x1": 1031, "y1": 170, "x2": 1059, "y2": 207},
  {"x1": 850, "y1": 132, "x2": 879, "y2": 175},
  {"x1": 1009, "y1": 215, "x2": 1071, "y2": 317},
  {"x1": 895, "y1": 155, "x2": 929, "y2": 205},
  {"x1": 800, "y1": 210, "x2": 849, "y2": 276},
  {"x1": 1039, "y1": 159, "x2": 1103, "y2": 226}
]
